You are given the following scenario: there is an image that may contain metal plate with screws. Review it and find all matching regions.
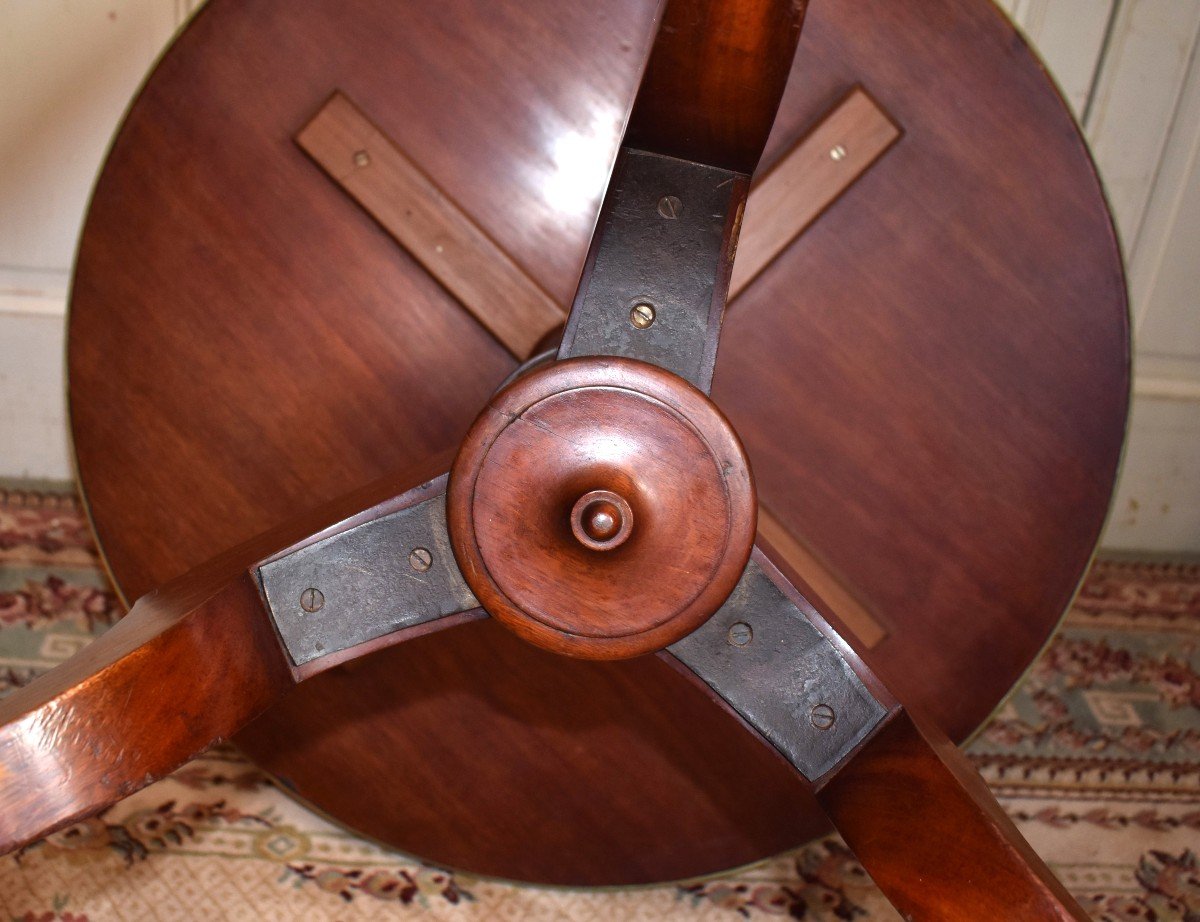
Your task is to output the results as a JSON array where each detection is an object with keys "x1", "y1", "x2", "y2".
[
  {"x1": 557, "y1": 149, "x2": 741, "y2": 391},
  {"x1": 669, "y1": 555, "x2": 887, "y2": 781},
  {"x1": 258, "y1": 495, "x2": 478, "y2": 666}
]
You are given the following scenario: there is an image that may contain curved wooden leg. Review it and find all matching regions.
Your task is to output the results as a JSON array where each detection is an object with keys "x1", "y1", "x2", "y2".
[
  {"x1": 816, "y1": 709, "x2": 1084, "y2": 921},
  {"x1": 0, "y1": 471, "x2": 479, "y2": 854},
  {"x1": 668, "y1": 548, "x2": 1089, "y2": 921},
  {"x1": 0, "y1": 568, "x2": 290, "y2": 852}
]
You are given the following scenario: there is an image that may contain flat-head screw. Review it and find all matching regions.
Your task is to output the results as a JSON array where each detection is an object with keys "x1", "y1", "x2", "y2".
[
  {"x1": 810, "y1": 703, "x2": 837, "y2": 731},
  {"x1": 727, "y1": 622, "x2": 753, "y2": 647},
  {"x1": 657, "y1": 195, "x2": 683, "y2": 219},
  {"x1": 353, "y1": 149, "x2": 371, "y2": 168},
  {"x1": 300, "y1": 587, "x2": 325, "y2": 613},
  {"x1": 409, "y1": 547, "x2": 433, "y2": 572},
  {"x1": 829, "y1": 144, "x2": 847, "y2": 162},
  {"x1": 630, "y1": 302, "x2": 656, "y2": 330}
]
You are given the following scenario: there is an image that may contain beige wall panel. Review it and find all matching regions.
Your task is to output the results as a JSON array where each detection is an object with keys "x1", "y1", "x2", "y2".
[
  {"x1": 1005, "y1": 0, "x2": 1115, "y2": 117},
  {"x1": 1129, "y1": 35, "x2": 1200, "y2": 373},
  {"x1": 1102, "y1": 394, "x2": 1200, "y2": 553},
  {"x1": 1084, "y1": 0, "x2": 1200, "y2": 253},
  {"x1": 0, "y1": 0, "x2": 178, "y2": 275},
  {"x1": 0, "y1": 311, "x2": 71, "y2": 480}
]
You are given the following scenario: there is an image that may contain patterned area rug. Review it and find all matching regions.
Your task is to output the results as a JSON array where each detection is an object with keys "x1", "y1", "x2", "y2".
[{"x1": 0, "y1": 484, "x2": 1197, "y2": 921}]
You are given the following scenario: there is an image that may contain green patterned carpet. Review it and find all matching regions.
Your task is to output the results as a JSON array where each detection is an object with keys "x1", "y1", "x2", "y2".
[{"x1": 0, "y1": 484, "x2": 1197, "y2": 920}]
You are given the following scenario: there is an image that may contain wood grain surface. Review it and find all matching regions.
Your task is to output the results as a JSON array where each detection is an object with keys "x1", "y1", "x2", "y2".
[
  {"x1": 757, "y1": 504, "x2": 889, "y2": 649},
  {"x1": 660, "y1": 541, "x2": 1089, "y2": 918},
  {"x1": 0, "y1": 466, "x2": 479, "y2": 856},
  {"x1": 0, "y1": 567, "x2": 291, "y2": 855},
  {"x1": 300, "y1": 86, "x2": 900, "y2": 362},
  {"x1": 729, "y1": 86, "x2": 901, "y2": 298},
  {"x1": 297, "y1": 93, "x2": 564, "y2": 359},
  {"x1": 627, "y1": 0, "x2": 806, "y2": 172},
  {"x1": 68, "y1": 0, "x2": 1129, "y2": 885},
  {"x1": 447, "y1": 358, "x2": 756, "y2": 659},
  {"x1": 817, "y1": 709, "x2": 1090, "y2": 920}
]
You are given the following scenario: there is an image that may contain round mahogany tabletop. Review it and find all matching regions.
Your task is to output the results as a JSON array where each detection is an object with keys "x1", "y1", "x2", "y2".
[{"x1": 68, "y1": 0, "x2": 1129, "y2": 886}]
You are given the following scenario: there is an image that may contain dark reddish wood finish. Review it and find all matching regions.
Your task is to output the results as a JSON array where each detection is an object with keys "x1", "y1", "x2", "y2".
[
  {"x1": 816, "y1": 710, "x2": 1089, "y2": 920},
  {"x1": 570, "y1": 489, "x2": 635, "y2": 550},
  {"x1": 728, "y1": 85, "x2": 901, "y2": 300},
  {"x1": 247, "y1": 618, "x2": 829, "y2": 883},
  {"x1": 0, "y1": 466, "x2": 483, "y2": 856},
  {"x1": 296, "y1": 92, "x2": 566, "y2": 359},
  {"x1": 724, "y1": 2, "x2": 1129, "y2": 747},
  {"x1": 627, "y1": 0, "x2": 807, "y2": 172},
  {"x1": 659, "y1": 543, "x2": 1089, "y2": 919},
  {"x1": 68, "y1": 0, "x2": 1129, "y2": 885},
  {"x1": 447, "y1": 358, "x2": 755, "y2": 659},
  {"x1": 0, "y1": 567, "x2": 290, "y2": 854}
]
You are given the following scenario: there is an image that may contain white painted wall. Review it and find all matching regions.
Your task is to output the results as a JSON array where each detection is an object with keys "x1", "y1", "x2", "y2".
[
  {"x1": 999, "y1": 0, "x2": 1117, "y2": 117},
  {"x1": 1069, "y1": 1, "x2": 1200, "y2": 553},
  {"x1": 0, "y1": 0, "x2": 194, "y2": 479},
  {"x1": 0, "y1": 1, "x2": 1197, "y2": 551}
]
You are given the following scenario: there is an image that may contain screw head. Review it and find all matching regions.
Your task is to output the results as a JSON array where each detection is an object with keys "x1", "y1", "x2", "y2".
[
  {"x1": 829, "y1": 144, "x2": 847, "y2": 162},
  {"x1": 300, "y1": 587, "x2": 324, "y2": 613},
  {"x1": 630, "y1": 302, "x2": 656, "y2": 330},
  {"x1": 727, "y1": 621, "x2": 753, "y2": 646},
  {"x1": 353, "y1": 149, "x2": 371, "y2": 168},
  {"x1": 409, "y1": 547, "x2": 433, "y2": 572},
  {"x1": 810, "y1": 703, "x2": 836, "y2": 730},
  {"x1": 657, "y1": 195, "x2": 683, "y2": 219}
]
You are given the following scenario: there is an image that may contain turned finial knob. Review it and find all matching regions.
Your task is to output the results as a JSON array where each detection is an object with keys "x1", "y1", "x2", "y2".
[
  {"x1": 447, "y1": 357, "x2": 756, "y2": 660},
  {"x1": 571, "y1": 490, "x2": 634, "y2": 551}
]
